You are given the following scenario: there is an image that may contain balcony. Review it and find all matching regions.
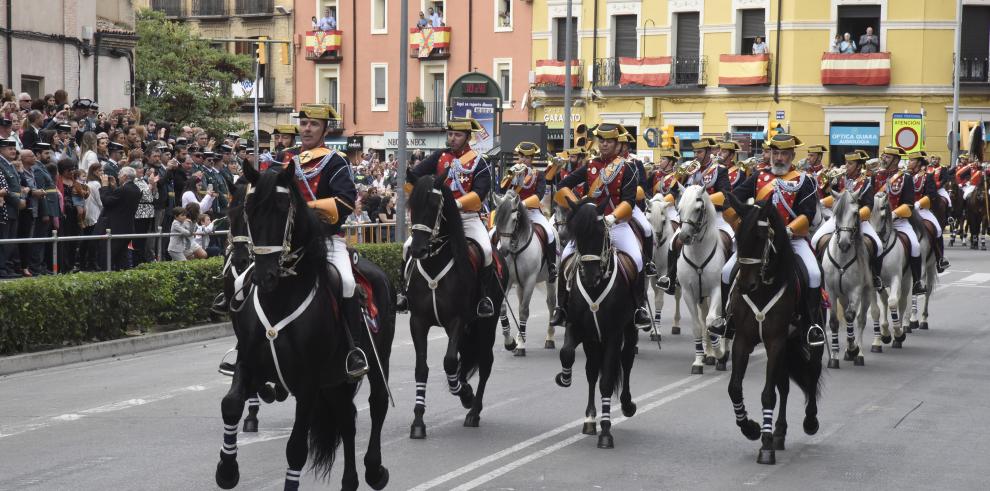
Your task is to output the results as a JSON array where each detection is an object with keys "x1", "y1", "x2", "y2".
[
  {"x1": 407, "y1": 100, "x2": 446, "y2": 130},
  {"x1": 191, "y1": 0, "x2": 227, "y2": 18},
  {"x1": 820, "y1": 52, "x2": 891, "y2": 86},
  {"x1": 718, "y1": 54, "x2": 770, "y2": 86},
  {"x1": 533, "y1": 59, "x2": 583, "y2": 90},
  {"x1": 592, "y1": 56, "x2": 706, "y2": 90},
  {"x1": 305, "y1": 30, "x2": 343, "y2": 63},
  {"x1": 150, "y1": 0, "x2": 184, "y2": 17},
  {"x1": 409, "y1": 27, "x2": 451, "y2": 60},
  {"x1": 960, "y1": 56, "x2": 990, "y2": 85},
  {"x1": 235, "y1": 0, "x2": 274, "y2": 16},
  {"x1": 326, "y1": 103, "x2": 345, "y2": 133}
]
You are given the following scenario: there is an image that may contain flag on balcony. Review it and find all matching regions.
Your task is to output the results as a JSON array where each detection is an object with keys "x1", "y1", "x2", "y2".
[
  {"x1": 618, "y1": 57, "x2": 671, "y2": 87},
  {"x1": 410, "y1": 27, "x2": 451, "y2": 58},
  {"x1": 718, "y1": 54, "x2": 770, "y2": 86},
  {"x1": 535, "y1": 60, "x2": 581, "y2": 86},
  {"x1": 821, "y1": 52, "x2": 891, "y2": 86},
  {"x1": 305, "y1": 30, "x2": 342, "y2": 58}
]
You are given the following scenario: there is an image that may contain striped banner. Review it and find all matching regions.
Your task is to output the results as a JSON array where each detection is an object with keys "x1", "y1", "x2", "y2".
[
  {"x1": 821, "y1": 52, "x2": 891, "y2": 86},
  {"x1": 618, "y1": 57, "x2": 671, "y2": 87},
  {"x1": 409, "y1": 27, "x2": 451, "y2": 58},
  {"x1": 305, "y1": 30, "x2": 342, "y2": 58},
  {"x1": 535, "y1": 59, "x2": 582, "y2": 86},
  {"x1": 718, "y1": 54, "x2": 770, "y2": 86}
]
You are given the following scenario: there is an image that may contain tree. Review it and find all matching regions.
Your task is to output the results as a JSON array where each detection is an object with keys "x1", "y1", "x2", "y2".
[{"x1": 134, "y1": 9, "x2": 253, "y2": 138}]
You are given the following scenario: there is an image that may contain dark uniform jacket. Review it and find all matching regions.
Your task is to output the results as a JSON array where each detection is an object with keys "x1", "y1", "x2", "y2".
[
  {"x1": 733, "y1": 168, "x2": 818, "y2": 225},
  {"x1": 281, "y1": 145, "x2": 356, "y2": 237},
  {"x1": 407, "y1": 146, "x2": 493, "y2": 205}
]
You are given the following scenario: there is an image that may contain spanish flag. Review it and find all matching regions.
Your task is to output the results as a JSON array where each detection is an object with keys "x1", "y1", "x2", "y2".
[
  {"x1": 618, "y1": 57, "x2": 672, "y2": 87},
  {"x1": 718, "y1": 54, "x2": 770, "y2": 86},
  {"x1": 820, "y1": 52, "x2": 891, "y2": 86}
]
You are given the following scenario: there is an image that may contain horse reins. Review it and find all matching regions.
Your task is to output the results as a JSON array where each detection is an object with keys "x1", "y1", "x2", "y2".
[
  {"x1": 737, "y1": 217, "x2": 788, "y2": 343},
  {"x1": 410, "y1": 187, "x2": 457, "y2": 326},
  {"x1": 574, "y1": 212, "x2": 619, "y2": 342}
]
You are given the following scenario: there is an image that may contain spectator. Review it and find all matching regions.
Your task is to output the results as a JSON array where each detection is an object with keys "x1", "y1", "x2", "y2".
[
  {"x1": 364, "y1": 186, "x2": 382, "y2": 220},
  {"x1": 17, "y1": 93, "x2": 32, "y2": 114},
  {"x1": 346, "y1": 200, "x2": 370, "y2": 224},
  {"x1": 80, "y1": 163, "x2": 104, "y2": 271},
  {"x1": 78, "y1": 131, "x2": 100, "y2": 171},
  {"x1": 377, "y1": 194, "x2": 395, "y2": 224},
  {"x1": 830, "y1": 34, "x2": 842, "y2": 53},
  {"x1": 840, "y1": 33, "x2": 856, "y2": 54},
  {"x1": 417, "y1": 11, "x2": 428, "y2": 29},
  {"x1": 319, "y1": 7, "x2": 337, "y2": 31},
  {"x1": 29, "y1": 142, "x2": 57, "y2": 275},
  {"x1": 859, "y1": 27, "x2": 879, "y2": 53},
  {"x1": 311, "y1": 16, "x2": 319, "y2": 31},
  {"x1": 181, "y1": 174, "x2": 216, "y2": 211},
  {"x1": 193, "y1": 211, "x2": 219, "y2": 257},
  {"x1": 132, "y1": 166, "x2": 158, "y2": 266},
  {"x1": 0, "y1": 116, "x2": 21, "y2": 151},
  {"x1": 183, "y1": 202, "x2": 210, "y2": 259},
  {"x1": 96, "y1": 165, "x2": 140, "y2": 271},
  {"x1": 21, "y1": 110, "x2": 44, "y2": 150},
  {"x1": 167, "y1": 206, "x2": 195, "y2": 261},
  {"x1": 15, "y1": 149, "x2": 44, "y2": 276},
  {"x1": 751, "y1": 36, "x2": 768, "y2": 55},
  {"x1": 429, "y1": 7, "x2": 441, "y2": 27},
  {"x1": 56, "y1": 158, "x2": 87, "y2": 272},
  {"x1": 0, "y1": 152, "x2": 10, "y2": 278}
]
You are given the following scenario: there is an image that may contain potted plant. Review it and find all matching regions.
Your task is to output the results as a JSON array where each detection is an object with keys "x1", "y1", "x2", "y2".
[{"x1": 411, "y1": 97, "x2": 426, "y2": 124}]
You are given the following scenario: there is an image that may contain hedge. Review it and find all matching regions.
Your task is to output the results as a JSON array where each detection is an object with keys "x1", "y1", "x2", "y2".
[{"x1": 0, "y1": 243, "x2": 402, "y2": 355}]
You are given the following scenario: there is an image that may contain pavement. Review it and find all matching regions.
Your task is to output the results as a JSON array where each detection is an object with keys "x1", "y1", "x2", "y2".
[{"x1": 1, "y1": 245, "x2": 989, "y2": 491}]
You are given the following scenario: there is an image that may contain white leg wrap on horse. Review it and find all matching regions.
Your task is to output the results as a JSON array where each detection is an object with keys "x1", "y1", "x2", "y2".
[
  {"x1": 893, "y1": 218, "x2": 920, "y2": 257},
  {"x1": 462, "y1": 213, "x2": 493, "y2": 265},
  {"x1": 715, "y1": 212, "x2": 735, "y2": 239},
  {"x1": 326, "y1": 236, "x2": 355, "y2": 298},
  {"x1": 860, "y1": 221, "x2": 882, "y2": 255},
  {"x1": 611, "y1": 222, "x2": 643, "y2": 271},
  {"x1": 527, "y1": 208, "x2": 556, "y2": 244},
  {"x1": 722, "y1": 251, "x2": 737, "y2": 285},
  {"x1": 915, "y1": 207, "x2": 941, "y2": 233},
  {"x1": 791, "y1": 238, "x2": 821, "y2": 288},
  {"x1": 632, "y1": 206, "x2": 654, "y2": 235}
]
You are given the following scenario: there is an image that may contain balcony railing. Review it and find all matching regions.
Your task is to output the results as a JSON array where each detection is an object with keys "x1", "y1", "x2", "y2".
[
  {"x1": 533, "y1": 59, "x2": 583, "y2": 89},
  {"x1": 150, "y1": 0, "x2": 184, "y2": 17},
  {"x1": 235, "y1": 0, "x2": 274, "y2": 16},
  {"x1": 409, "y1": 27, "x2": 451, "y2": 59},
  {"x1": 820, "y1": 52, "x2": 891, "y2": 86},
  {"x1": 592, "y1": 56, "x2": 705, "y2": 89},
  {"x1": 718, "y1": 54, "x2": 771, "y2": 86},
  {"x1": 326, "y1": 103, "x2": 345, "y2": 132},
  {"x1": 961, "y1": 56, "x2": 990, "y2": 84},
  {"x1": 305, "y1": 30, "x2": 343, "y2": 62},
  {"x1": 407, "y1": 100, "x2": 446, "y2": 130},
  {"x1": 191, "y1": 0, "x2": 227, "y2": 17}
]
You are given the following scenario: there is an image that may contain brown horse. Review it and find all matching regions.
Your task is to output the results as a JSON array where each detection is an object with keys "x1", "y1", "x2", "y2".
[{"x1": 964, "y1": 175, "x2": 989, "y2": 250}]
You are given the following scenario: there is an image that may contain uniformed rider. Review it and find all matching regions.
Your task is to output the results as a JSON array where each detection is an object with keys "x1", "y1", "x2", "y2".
[
  {"x1": 956, "y1": 157, "x2": 989, "y2": 201},
  {"x1": 719, "y1": 140, "x2": 747, "y2": 190},
  {"x1": 875, "y1": 146, "x2": 927, "y2": 295},
  {"x1": 499, "y1": 141, "x2": 557, "y2": 282},
  {"x1": 619, "y1": 131, "x2": 657, "y2": 277},
  {"x1": 906, "y1": 151, "x2": 950, "y2": 273}
]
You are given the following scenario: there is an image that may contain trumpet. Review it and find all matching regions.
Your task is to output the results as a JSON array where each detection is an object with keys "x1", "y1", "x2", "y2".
[
  {"x1": 676, "y1": 159, "x2": 701, "y2": 178},
  {"x1": 737, "y1": 157, "x2": 759, "y2": 174},
  {"x1": 796, "y1": 157, "x2": 811, "y2": 172},
  {"x1": 864, "y1": 158, "x2": 881, "y2": 174},
  {"x1": 820, "y1": 165, "x2": 846, "y2": 187}
]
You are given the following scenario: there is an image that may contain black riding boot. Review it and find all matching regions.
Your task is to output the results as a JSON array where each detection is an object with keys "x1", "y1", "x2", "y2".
[
  {"x1": 543, "y1": 239, "x2": 558, "y2": 284},
  {"x1": 342, "y1": 297, "x2": 370, "y2": 381},
  {"x1": 476, "y1": 264, "x2": 496, "y2": 318},
  {"x1": 657, "y1": 239, "x2": 681, "y2": 295},
  {"x1": 936, "y1": 235, "x2": 950, "y2": 273},
  {"x1": 643, "y1": 233, "x2": 657, "y2": 277},
  {"x1": 804, "y1": 287, "x2": 827, "y2": 347},
  {"x1": 870, "y1": 253, "x2": 885, "y2": 291},
  {"x1": 549, "y1": 267, "x2": 569, "y2": 327},
  {"x1": 909, "y1": 255, "x2": 927, "y2": 295},
  {"x1": 395, "y1": 258, "x2": 410, "y2": 312},
  {"x1": 635, "y1": 272, "x2": 652, "y2": 331},
  {"x1": 708, "y1": 282, "x2": 732, "y2": 337}
]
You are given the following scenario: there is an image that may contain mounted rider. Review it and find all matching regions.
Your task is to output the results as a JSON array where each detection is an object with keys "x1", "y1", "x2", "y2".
[
  {"x1": 499, "y1": 141, "x2": 557, "y2": 282},
  {"x1": 649, "y1": 147, "x2": 684, "y2": 211},
  {"x1": 955, "y1": 157, "x2": 989, "y2": 200},
  {"x1": 721, "y1": 133, "x2": 826, "y2": 347},
  {"x1": 719, "y1": 140, "x2": 747, "y2": 190},
  {"x1": 875, "y1": 145, "x2": 927, "y2": 295},
  {"x1": 619, "y1": 131, "x2": 658, "y2": 277},
  {"x1": 397, "y1": 117, "x2": 496, "y2": 318},
  {"x1": 812, "y1": 149, "x2": 886, "y2": 290},
  {"x1": 800, "y1": 145, "x2": 828, "y2": 194},
  {"x1": 550, "y1": 123, "x2": 652, "y2": 329},
  {"x1": 545, "y1": 146, "x2": 586, "y2": 189},
  {"x1": 657, "y1": 137, "x2": 733, "y2": 295},
  {"x1": 927, "y1": 155, "x2": 952, "y2": 209},
  {"x1": 907, "y1": 151, "x2": 950, "y2": 273}
]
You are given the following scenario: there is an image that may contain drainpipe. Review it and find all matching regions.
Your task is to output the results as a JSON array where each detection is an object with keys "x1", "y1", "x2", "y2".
[
  {"x1": 592, "y1": 0, "x2": 599, "y2": 90},
  {"x1": 5, "y1": 0, "x2": 12, "y2": 89},
  {"x1": 773, "y1": 0, "x2": 782, "y2": 103},
  {"x1": 93, "y1": 33, "x2": 100, "y2": 104},
  {"x1": 351, "y1": 0, "x2": 356, "y2": 126}
]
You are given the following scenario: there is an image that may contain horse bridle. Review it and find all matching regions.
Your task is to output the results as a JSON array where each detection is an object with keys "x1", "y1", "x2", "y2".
[
  {"x1": 737, "y1": 215, "x2": 777, "y2": 286},
  {"x1": 242, "y1": 184, "x2": 305, "y2": 277},
  {"x1": 498, "y1": 202, "x2": 534, "y2": 256},
  {"x1": 680, "y1": 197, "x2": 709, "y2": 245},
  {"x1": 576, "y1": 204, "x2": 615, "y2": 277},
  {"x1": 410, "y1": 187, "x2": 450, "y2": 257}
]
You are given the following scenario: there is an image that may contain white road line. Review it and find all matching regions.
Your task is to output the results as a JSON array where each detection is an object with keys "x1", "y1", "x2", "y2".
[{"x1": 957, "y1": 273, "x2": 990, "y2": 284}]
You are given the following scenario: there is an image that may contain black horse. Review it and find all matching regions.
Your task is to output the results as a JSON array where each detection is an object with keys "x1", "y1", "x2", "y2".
[
  {"x1": 215, "y1": 162, "x2": 394, "y2": 491},
  {"x1": 553, "y1": 198, "x2": 638, "y2": 449},
  {"x1": 725, "y1": 195, "x2": 823, "y2": 465},
  {"x1": 405, "y1": 174, "x2": 505, "y2": 437}
]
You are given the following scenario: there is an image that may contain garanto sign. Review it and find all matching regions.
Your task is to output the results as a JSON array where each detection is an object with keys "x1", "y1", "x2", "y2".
[{"x1": 542, "y1": 110, "x2": 582, "y2": 128}]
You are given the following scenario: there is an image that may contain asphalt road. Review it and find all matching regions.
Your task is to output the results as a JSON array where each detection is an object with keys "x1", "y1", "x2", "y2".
[{"x1": 2, "y1": 245, "x2": 989, "y2": 491}]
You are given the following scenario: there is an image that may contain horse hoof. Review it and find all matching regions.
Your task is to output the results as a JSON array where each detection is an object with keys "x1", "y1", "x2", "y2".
[
  {"x1": 827, "y1": 358, "x2": 840, "y2": 369},
  {"x1": 739, "y1": 420, "x2": 761, "y2": 441},
  {"x1": 514, "y1": 348, "x2": 526, "y2": 357},
  {"x1": 545, "y1": 340, "x2": 556, "y2": 349},
  {"x1": 773, "y1": 435, "x2": 786, "y2": 451},
  {"x1": 555, "y1": 373, "x2": 572, "y2": 388},
  {"x1": 621, "y1": 402, "x2": 637, "y2": 418},
  {"x1": 367, "y1": 466, "x2": 390, "y2": 491},
  {"x1": 920, "y1": 321, "x2": 929, "y2": 330},
  {"x1": 704, "y1": 356, "x2": 716, "y2": 366},
  {"x1": 597, "y1": 433, "x2": 614, "y2": 449},
  {"x1": 464, "y1": 413, "x2": 481, "y2": 427},
  {"x1": 242, "y1": 417, "x2": 258, "y2": 433},
  {"x1": 691, "y1": 365, "x2": 704, "y2": 375},
  {"x1": 504, "y1": 340, "x2": 517, "y2": 352},
  {"x1": 215, "y1": 461, "x2": 240, "y2": 490},
  {"x1": 582, "y1": 421, "x2": 597, "y2": 435},
  {"x1": 457, "y1": 384, "x2": 475, "y2": 409},
  {"x1": 907, "y1": 321, "x2": 917, "y2": 333},
  {"x1": 757, "y1": 448, "x2": 776, "y2": 465},
  {"x1": 854, "y1": 355, "x2": 865, "y2": 366},
  {"x1": 804, "y1": 416, "x2": 820, "y2": 435},
  {"x1": 871, "y1": 345, "x2": 883, "y2": 353},
  {"x1": 257, "y1": 384, "x2": 276, "y2": 403},
  {"x1": 649, "y1": 333, "x2": 660, "y2": 342},
  {"x1": 715, "y1": 360, "x2": 727, "y2": 371},
  {"x1": 274, "y1": 384, "x2": 289, "y2": 402},
  {"x1": 892, "y1": 339, "x2": 903, "y2": 349},
  {"x1": 671, "y1": 326, "x2": 681, "y2": 335},
  {"x1": 881, "y1": 335, "x2": 892, "y2": 344},
  {"x1": 409, "y1": 423, "x2": 427, "y2": 440},
  {"x1": 843, "y1": 350, "x2": 854, "y2": 361}
]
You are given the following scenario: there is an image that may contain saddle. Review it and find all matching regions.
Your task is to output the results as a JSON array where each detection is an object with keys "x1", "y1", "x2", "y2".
[
  {"x1": 561, "y1": 252, "x2": 638, "y2": 289},
  {"x1": 466, "y1": 240, "x2": 505, "y2": 279},
  {"x1": 533, "y1": 224, "x2": 549, "y2": 253},
  {"x1": 321, "y1": 247, "x2": 382, "y2": 331},
  {"x1": 718, "y1": 231, "x2": 733, "y2": 261}
]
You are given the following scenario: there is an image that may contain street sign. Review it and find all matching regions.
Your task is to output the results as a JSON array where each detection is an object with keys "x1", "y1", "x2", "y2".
[
  {"x1": 643, "y1": 127, "x2": 660, "y2": 148},
  {"x1": 776, "y1": 110, "x2": 785, "y2": 120},
  {"x1": 892, "y1": 113, "x2": 923, "y2": 153}
]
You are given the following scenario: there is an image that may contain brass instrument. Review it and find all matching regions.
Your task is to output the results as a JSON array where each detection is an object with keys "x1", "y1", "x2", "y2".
[
  {"x1": 864, "y1": 158, "x2": 881, "y2": 175},
  {"x1": 796, "y1": 157, "x2": 811, "y2": 172},
  {"x1": 675, "y1": 159, "x2": 701, "y2": 178},
  {"x1": 820, "y1": 165, "x2": 846, "y2": 188},
  {"x1": 737, "y1": 157, "x2": 759, "y2": 175}
]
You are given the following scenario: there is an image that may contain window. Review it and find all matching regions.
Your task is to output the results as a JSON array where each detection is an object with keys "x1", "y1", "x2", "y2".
[
  {"x1": 494, "y1": 59, "x2": 512, "y2": 108},
  {"x1": 731, "y1": 126, "x2": 766, "y2": 157},
  {"x1": 739, "y1": 9, "x2": 765, "y2": 55},
  {"x1": 961, "y1": 6, "x2": 990, "y2": 82},
  {"x1": 613, "y1": 15, "x2": 638, "y2": 58},
  {"x1": 318, "y1": 68, "x2": 340, "y2": 108},
  {"x1": 20, "y1": 76, "x2": 43, "y2": 100},
  {"x1": 674, "y1": 12, "x2": 700, "y2": 84},
  {"x1": 837, "y1": 5, "x2": 881, "y2": 53},
  {"x1": 422, "y1": 0, "x2": 445, "y2": 27},
  {"x1": 317, "y1": 0, "x2": 338, "y2": 30},
  {"x1": 674, "y1": 125, "x2": 700, "y2": 158},
  {"x1": 372, "y1": 0, "x2": 387, "y2": 33},
  {"x1": 554, "y1": 17, "x2": 578, "y2": 61},
  {"x1": 371, "y1": 63, "x2": 388, "y2": 111},
  {"x1": 495, "y1": 0, "x2": 512, "y2": 31}
]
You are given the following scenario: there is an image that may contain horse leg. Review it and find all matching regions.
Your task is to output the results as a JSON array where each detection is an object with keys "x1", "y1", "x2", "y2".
[
  {"x1": 556, "y1": 323, "x2": 578, "y2": 387},
  {"x1": 773, "y1": 368, "x2": 789, "y2": 451},
  {"x1": 409, "y1": 317, "x2": 429, "y2": 439},
  {"x1": 890, "y1": 290, "x2": 905, "y2": 348},
  {"x1": 652, "y1": 279, "x2": 665, "y2": 341},
  {"x1": 878, "y1": 288, "x2": 892, "y2": 344},
  {"x1": 758, "y1": 342, "x2": 784, "y2": 465},
  {"x1": 729, "y1": 342, "x2": 761, "y2": 440},
  {"x1": 282, "y1": 393, "x2": 313, "y2": 491},
  {"x1": 514, "y1": 280, "x2": 532, "y2": 356},
  {"x1": 597, "y1": 339, "x2": 621, "y2": 449},
  {"x1": 465, "y1": 328, "x2": 495, "y2": 428},
  {"x1": 672, "y1": 287, "x2": 682, "y2": 335},
  {"x1": 242, "y1": 394, "x2": 260, "y2": 433},
  {"x1": 500, "y1": 305, "x2": 515, "y2": 351},
  {"x1": 921, "y1": 291, "x2": 931, "y2": 330},
  {"x1": 827, "y1": 304, "x2": 841, "y2": 368},
  {"x1": 619, "y1": 325, "x2": 638, "y2": 418},
  {"x1": 545, "y1": 276, "x2": 557, "y2": 349},
  {"x1": 582, "y1": 342, "x2": 600, "y2": 435},
  {"x1": 704, "y1": 290, "x2": 726, "y2": 363},
  {"x1": 443, "y1": 326, "x2": 473, "y2": 408},
  {"x1": 691, "y1": 302, "x2": 706, "y2": 374},
  {"x1": 908, "y1": 294, "x2": 919, "y2": 333},
  {"x1": 215, "y1": 363, "x2": 250, "y2": 489},
  {"x1": 364, "y1": 348, "x2": 390, "y2": 490},
  {"x1": 337, "y1": 386, "x2": 360, "y2": 491}
]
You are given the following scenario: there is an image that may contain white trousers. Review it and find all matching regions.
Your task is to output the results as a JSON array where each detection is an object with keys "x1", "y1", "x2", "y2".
[
  {"x1": 631, "y1": 206, "x2": 654, "y2": 237},
  {"x1": 722, "y1": 238, "x2": 821, "y2": 288},
  {"x1": 915, "y1": 206, "x2": 941, "y2": 233},
  {"x1": 811, "y1": 216, "x2": 882, "y2": 256},
  {"x1": 938, "y1": 188, "x2": 951, "y2": 208},
  {"x1": 893, "y1": 218, "x2": 920, "y2": 257},
  {"x1": 562, "y1": 221, "x2": 643, "y2": 271},
  {"x1": 963, "y1": 184, "x2": 975, "y2": 200},
  {"x1": 404, "y1": 212, "x2": 493, "y2": 267},
  {"x1": 326, "y1": 236, "x2": 355, "y2": 298},
  {"x1": 527, "y1": 208, "x2": 555, "y2": 245}
]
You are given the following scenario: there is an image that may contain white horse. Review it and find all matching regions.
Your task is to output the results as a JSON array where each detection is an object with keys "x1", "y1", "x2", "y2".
[
  {"x1": 870, "y1": 192, "x2": 910, "y2": 350},
  {"x1": 677, "y1": 185, "x2": 728, "y2": 374},
  {"x1": 493, "y1": 191, "x2": 557, "y2": 356},
  {"x1": 821, "y1": 190, "x2": 875, "y2": 367},
  {"x1": 646, "y1": 196, "x2": 682, "y2": 339}
]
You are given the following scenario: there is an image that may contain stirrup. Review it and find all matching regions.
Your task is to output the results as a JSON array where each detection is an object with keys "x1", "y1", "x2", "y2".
[
  {"x1": 218, "y1": 347, "x2": 237, "y2": 376},
  {"x1": 644, "y1": 261, "x2": 658, "y2": 277},
  {"x1": 657, "y1": 275, "x2": 676, "y2": 295},
  {"x1": 873, "y1": 275, "x2": 885, "y2": 292},
  {"x1": 635, "y1": 307, "x2": 652, "y2": 330},
  {"x1": 211, "y1": 292, "x2": 229, "y2": 315},
  {"x1": 477, "y1": 297, "x2": 495, "y2": 318},
  {"x1": 807, "y1": 324, "x2": 826, "y2": 347},
  {"x1": 549, "y1": 307, "x2": 567, "y2": 327},
  {"x1": 707, "y1": 317, "x2": 727, "y2": 337},
  {"x1": 395, "y1": 293, "x2": 409, "y2": 312},
  {"x1": 346, "y1": 347, "x2": 370, "y2": 382}
]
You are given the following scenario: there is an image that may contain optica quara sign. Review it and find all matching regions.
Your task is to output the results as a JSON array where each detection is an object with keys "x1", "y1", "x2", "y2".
[{"x1": 830, "y1": 125, "x2": 880, "y2": 146}]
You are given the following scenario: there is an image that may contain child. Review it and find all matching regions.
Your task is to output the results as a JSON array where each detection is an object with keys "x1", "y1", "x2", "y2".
[
  {"x1": 194, "y1": 212, "x2": 216, "y2": 257},
  {"x1": 167, "y1": 206, "x2": 194, "y2": 261}
]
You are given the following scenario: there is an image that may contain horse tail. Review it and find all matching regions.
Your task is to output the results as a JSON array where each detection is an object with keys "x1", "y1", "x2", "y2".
[
  {"x1": 785, "y1": 342, "x2": 824, "y2": 403},
  {"x1": 457, "y1": 332, "x2": 482, "y2": 382},
  {"x1": 308, "y1": 386, "x2": 348, "y2": 481}
]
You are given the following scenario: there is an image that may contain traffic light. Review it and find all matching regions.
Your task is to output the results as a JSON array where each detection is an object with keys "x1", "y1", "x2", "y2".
[
  {"x1": 256, "y1": 36, "x2": 268, "y2": 65},
  {"x1": 279, "y1": 43, "x2": 290, "y2": 65},
  {"x1": 661, "y1": 125, "x2": 675, "y2": 149},
  {"x1": 573, "y1": 123, "x2": 588, "y2": 149},
  {"x1": 959, "y1": 121, "x2": 980, "y2": 151},
  {"x1": 768, "y1": 123, "x2": 784, "y2": 140}
]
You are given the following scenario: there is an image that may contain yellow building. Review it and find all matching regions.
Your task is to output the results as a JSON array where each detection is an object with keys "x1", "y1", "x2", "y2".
[{"x1": 529, "y1": 0, "x2": 990, "y2": 164}]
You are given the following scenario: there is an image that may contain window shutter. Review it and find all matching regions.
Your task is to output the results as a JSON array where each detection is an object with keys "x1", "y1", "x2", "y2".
[
  {"x1": 374, "y1": 67, "x2": 386, "y2": 105},
  {"x1": 614, "y1": 15, "x2": 638, "y2": 58},
  {"x1": 555, "y1": 17, "x2": 578, "y2": 61},
  {"x1": 675, "y1": 12, "x2": 699, "y2": 58},
  {"x1": 741, "y1": 9, "x2": 765, "y2": 39}
]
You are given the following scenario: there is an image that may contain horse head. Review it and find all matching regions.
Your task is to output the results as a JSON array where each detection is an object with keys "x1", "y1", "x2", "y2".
[
  {"x1": 226, "y1": 180, "x2": 253, "y2": 274},
  {"x1": 494, "y1": 190, "x2": 525, "y2": 252},
  {"x1": 408, "y1": 174, "x2": 464, "y2": 260},
  {"x1": 871, "y1": 191, "x2": 893, "y2": 239},
  {"x1": 732, "y1": 196, "x2": 789, "y2": 292},
  {"x1": 567, "y1": 197, "x2": 609, "y2": 281},
  {"x1": 832, "y1": 190, "x2": 860, "y2": 253},
  {"x1": 677, "y1": 185, "x2": 715, "y2": 245}
]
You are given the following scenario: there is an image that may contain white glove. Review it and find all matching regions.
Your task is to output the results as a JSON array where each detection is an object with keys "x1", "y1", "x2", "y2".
[
  {"x1": 604, "y1": 214, "x2": 616, "y2": 226},
  {"x1": 785, "y1": 226, "x2": 794, "y2": 239},
  {"x1": 456, "y1": 199, "x2": 463, "y2": 210}
]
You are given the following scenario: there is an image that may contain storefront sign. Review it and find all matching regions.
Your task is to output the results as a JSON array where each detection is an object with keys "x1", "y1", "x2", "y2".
[
  {"x1": 830, "y1": 125, "x2": 880, "y2": 146},
  {"x1": 382, "y1": 132, "x2": 446, "y2": 149},
  {"x1": 892, "y1": 113, "x2": 923, "y2": 153},
  {"x1": 451, "y1": 98, "x2": 497, "y2": 153},
  {"x1": 542, "y1": 111, "x2": 582, "y2": 129}
]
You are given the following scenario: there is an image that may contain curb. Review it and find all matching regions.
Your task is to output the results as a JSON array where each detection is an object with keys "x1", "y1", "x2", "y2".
[{"x1": 0, "y1": 322, "x2": 234, "y2": 376}]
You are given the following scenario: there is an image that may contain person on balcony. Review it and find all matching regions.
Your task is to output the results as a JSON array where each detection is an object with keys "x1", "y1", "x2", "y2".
[
  {"x1": 752, "y1": 36, "x2": 768, "y2": 55},
  {"x1": 319, "y1": 8, "x2": 336, "y2": 31},
  {"x1": 840, "y1": 33, "x2": 857, "y2": 54},
  {"x1": 830, "y1": 34, "x2": 842, "y2": 53},
  {"x1": 859, "y1": 27, "x2": 879, "y2": 53},
  {"x1": 417, "y1": 11, "x2": 429, "y2": 29}
]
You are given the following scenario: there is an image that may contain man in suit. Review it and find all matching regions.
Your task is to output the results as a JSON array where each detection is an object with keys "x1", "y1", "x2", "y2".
[
  {"x1": 30, "y1": 143, "x2": 57, "y2": 275},
  {"x1": 96, "y1": 166, "x2": 141, "y2": 270},
  {"x1": 859, "y1": 27, "x2": 879, "y2": 53},
  {"x1": 0, "y1": 138, "x2": 25, "y2": 277}
]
